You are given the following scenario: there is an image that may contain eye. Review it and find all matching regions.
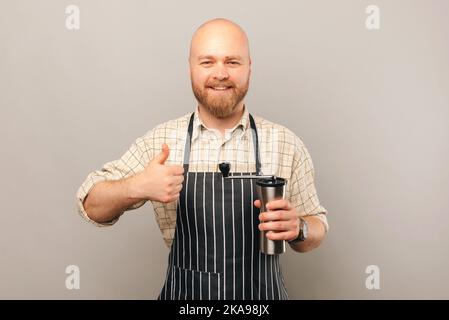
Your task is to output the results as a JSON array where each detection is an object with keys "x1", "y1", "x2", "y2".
[
  {"x1": 200, "y1": 61, "x2": 212, "y2": 66},
  {"x1": 227, "y1": 61, "x2": 240, "y2": 65}
]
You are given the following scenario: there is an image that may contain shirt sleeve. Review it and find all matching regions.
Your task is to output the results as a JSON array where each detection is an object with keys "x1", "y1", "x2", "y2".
[
  {"x1": 288, "y1": 136, "x2": 329, "y2": 232},
  {"x1": 76, "y1": 133, "x2": 153, "y2": 227}
]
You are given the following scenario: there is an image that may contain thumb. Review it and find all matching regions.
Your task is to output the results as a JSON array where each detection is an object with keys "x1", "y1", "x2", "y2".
[
  {"x1": 253, "y1": 199, "x2": 261, "y2": 208},
  {"x1": 154, "y1": 143, "x2": 170, "y2": 165}
]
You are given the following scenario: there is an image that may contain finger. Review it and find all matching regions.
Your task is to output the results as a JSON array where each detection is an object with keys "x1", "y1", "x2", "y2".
[
  {"x1": 172, "y1": 184, "x2": 183, "y2": 194},
  {"x1": 167, "y1": 182, "x2": 183, "y2": 196},
  {"x1": 169, "y1": 175, "x2": 184, "y2": 186},
  {"x1": 253, "y1": 199, "x2": 261, "y2": 208},
  {"x1": 167, "y1": 165, "x2": 185, "y2": 176},
  {"x1": 265, "y1": 230, "x2": 298, "y2": 241},
  {"x1": 259, "y1": 210, "x2": 294, "y2": 222},
  {"x1": 258, "y1": 220, "x2": 296, "y2": 232},
  {"x1": 266, "y1": 199, "x2": 292, "y2": 211},
  {"x1": 167, "y1": 193, "x2": 180, "y2": 203}
]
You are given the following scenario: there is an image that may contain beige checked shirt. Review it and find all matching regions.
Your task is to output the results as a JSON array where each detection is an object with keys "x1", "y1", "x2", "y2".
[{"x1": 76, "y1": 105, "x2": 328, "y2": 247}]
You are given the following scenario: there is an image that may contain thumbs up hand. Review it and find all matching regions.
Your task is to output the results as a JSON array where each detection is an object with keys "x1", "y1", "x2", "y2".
[{"x1": 129, "y1": 143, "x2": 184, "y2": 203}]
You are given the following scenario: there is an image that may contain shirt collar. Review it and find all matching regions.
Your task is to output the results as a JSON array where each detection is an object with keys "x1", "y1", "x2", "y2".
[{"x1": 191, "y1": 105, "x2": 250, "y2": 142}]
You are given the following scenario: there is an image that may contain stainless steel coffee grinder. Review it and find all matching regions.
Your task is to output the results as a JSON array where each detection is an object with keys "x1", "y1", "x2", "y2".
[{"x1": 219, "y1": 162, "x2": 286, "y2": 255}]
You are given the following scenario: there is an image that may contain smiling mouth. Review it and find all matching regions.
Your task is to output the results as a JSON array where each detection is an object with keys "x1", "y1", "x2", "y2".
[{"x1": 208, "y1": 86, "x2": 232, "y2": 91}]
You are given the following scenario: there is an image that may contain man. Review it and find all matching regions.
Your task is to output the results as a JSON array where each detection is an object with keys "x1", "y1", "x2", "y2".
[{"x1": 76, "y1": 18, "x2": 329, "y2": 300}]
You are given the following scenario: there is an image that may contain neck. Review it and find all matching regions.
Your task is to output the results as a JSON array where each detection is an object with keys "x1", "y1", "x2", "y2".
[{"x1": 198, "y1": 102, "x2": 245, "y2": 136}]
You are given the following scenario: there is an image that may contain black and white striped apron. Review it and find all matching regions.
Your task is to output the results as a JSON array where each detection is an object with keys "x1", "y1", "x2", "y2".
[{"x1": 158, "y1": 112, "x2": 289, "y2": 300}]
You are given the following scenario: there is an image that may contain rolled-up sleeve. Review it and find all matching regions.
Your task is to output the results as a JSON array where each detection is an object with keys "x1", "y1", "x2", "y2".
[
  {"x1": 76, "y1": 134, "x2": 153, "y2": 227},
  {"x1": 288, "y1": 137, "x2": 329, "y2": 232}
]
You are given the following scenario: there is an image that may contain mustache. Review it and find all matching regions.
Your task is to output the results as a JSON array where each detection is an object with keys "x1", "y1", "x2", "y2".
[{"x1": 206, "y1": 81, "x2": 235, "y2": 88}]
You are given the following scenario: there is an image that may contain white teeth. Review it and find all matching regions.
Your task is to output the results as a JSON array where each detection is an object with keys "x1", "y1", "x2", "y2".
[{"x1": 212, "y1": 87, "x2": 228, "y2": 90}]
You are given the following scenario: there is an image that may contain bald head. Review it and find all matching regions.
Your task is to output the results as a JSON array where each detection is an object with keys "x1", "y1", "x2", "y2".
[{"x1": 189, "y1": 18, "x2": 251, "y2": 63}]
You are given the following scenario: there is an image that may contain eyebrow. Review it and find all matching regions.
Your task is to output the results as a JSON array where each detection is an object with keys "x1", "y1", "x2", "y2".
[{"x1": 198, "y1": 55, "x2": 244, "y2": 61}]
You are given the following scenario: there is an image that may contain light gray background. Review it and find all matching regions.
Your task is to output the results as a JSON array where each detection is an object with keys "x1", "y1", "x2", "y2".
[{"x1": 1, "y1": 0, "x2": 448, "y2": 299}]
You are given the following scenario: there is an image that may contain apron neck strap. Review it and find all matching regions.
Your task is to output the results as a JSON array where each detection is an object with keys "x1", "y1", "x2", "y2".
[
  {"x1": 183, "y1": 111, "x2": 261, "y2": 173},
  {"x1": 249, "y1": 113, "x2": 262, "y2": 175}
]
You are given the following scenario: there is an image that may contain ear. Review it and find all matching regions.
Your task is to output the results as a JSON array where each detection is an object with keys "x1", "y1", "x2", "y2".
[{"x1": 188, "y1": 56, "x2": 191, "y2": 77}]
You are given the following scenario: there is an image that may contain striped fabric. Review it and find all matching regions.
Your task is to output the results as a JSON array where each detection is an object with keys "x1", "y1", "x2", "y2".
[
  {"x1": 159, "y1": 172, "x2": 289, "y2": 300},
  {"x1": 158, "y1": 113, "x2": 288, "y2": 300}
]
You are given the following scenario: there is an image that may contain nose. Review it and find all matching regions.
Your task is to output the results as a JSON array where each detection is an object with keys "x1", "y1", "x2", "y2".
[{"x1": 212, "y1": 63, "x2": 229, "y2": 80}]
